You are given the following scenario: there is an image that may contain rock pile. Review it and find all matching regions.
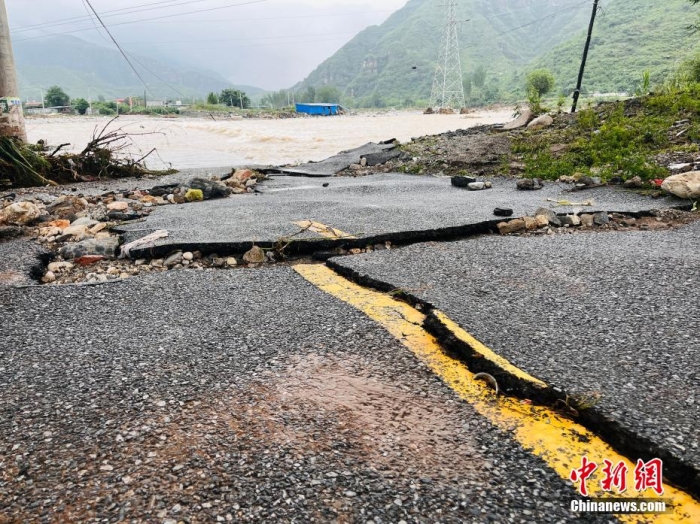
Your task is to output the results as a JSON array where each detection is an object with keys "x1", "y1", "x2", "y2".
[{"x1": 496, "y1": 208, "x2": 693, "y2": 237}]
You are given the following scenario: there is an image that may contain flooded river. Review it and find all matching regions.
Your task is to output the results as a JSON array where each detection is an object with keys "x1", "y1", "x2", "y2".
[{"x1": 25, "y1": 110, "x2": 512, "y2": 170}]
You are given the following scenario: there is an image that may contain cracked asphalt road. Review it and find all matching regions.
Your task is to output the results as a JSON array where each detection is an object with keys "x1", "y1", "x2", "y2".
[
  {"x1": 332, "y1": 222, "x2": 700, "y2": 491},
  {"x1": 0, "y1": 268, "x2": 609, "y2": 523},
  {"x1": 118, "y1": 174, "x2": 680, "y2": 254}
]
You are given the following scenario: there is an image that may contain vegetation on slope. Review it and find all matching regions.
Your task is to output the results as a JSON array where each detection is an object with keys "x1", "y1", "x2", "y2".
[{"x1": 297, "y1": 0, "x2": 700, "y2": 108}]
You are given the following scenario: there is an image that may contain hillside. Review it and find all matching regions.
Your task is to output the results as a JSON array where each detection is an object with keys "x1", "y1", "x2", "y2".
[
  {"x1": 296, "y1": 0, "x2": 700, "y2": 106},
  {"x1": 13, "y1": 35, "x2": 260, "y2": 102},
  {"x1": 532, "y1": 0, "x2": 700, "y2": 94}
]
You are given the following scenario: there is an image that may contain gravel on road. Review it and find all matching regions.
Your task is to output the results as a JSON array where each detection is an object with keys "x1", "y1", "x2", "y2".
[
  {"x1": 331, "y1": 221, "x2": 700, "y2": 492},
  {"x1": 0, "y1": 268, "x2": 609, "y2": 523}
]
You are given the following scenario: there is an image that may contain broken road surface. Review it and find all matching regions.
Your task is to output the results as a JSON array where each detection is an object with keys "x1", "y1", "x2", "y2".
[
  {"x1": 2, "y1": 172, "x2": 700, "y2": 522},
  {"x1": 117, "y1": 174, "x2": 680, "y2": 258}
]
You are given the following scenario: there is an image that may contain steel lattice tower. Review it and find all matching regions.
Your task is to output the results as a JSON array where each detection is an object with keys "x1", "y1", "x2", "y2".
[{"x1": 430, "y1": 0, "x2": 466, "y2": 111}]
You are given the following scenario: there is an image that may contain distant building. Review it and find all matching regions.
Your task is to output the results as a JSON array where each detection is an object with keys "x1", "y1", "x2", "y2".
[{"x1": 295, "y1": 103, "x2": 341, "y2": 116}]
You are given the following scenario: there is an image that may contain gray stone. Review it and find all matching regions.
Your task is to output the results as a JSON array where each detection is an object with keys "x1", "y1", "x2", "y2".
[
  {"x1": 59, "y1": 237, "x2": 120, "y2": 259},
  {"x1": 668, "y1": 163, "x2": 693, "y2": 174},
  {"x1": 594, "y1": 212, "x2": 610, "y2": 226},
  {"x1": 560, "y1": 215, "x2": 581, "y2": 227},
  {"x1": 164, "y1": 252, "x2": 183, "y2": 267},
  {"x1": 516, "y1": 179, "x2": 544, "y2": 191},
  {"x1": 71, "y1": 217, "x2": 99, "y2": 227},
  {"x1": 623, "y1": 176, "x2": 644, "y2": 189},
  {"x1": 468, "y1": 182, "x2": 486, "y2": 191},
  {"x1": 534, "y1": 207, "x2": 561, "y2": 228},
  {"x1": 580, "y1": 214, "x2": 594, "y2": 228},
  {"x1": 186, "y1": 178, "x2": 233, "y2": 200},
  {"x1": 500, "y1": 109, "x2": 534, "y2": 131},
  {"x1": 243, "y1": 246, "x2": 266, "y2": 264},
  {"x1": 527, "y1": 114, "x2": 554, "y2": 129}
]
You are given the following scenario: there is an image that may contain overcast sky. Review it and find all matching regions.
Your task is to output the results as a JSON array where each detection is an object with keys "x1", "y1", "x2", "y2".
[{"x1": 6, "y1": 0, "x2": 409, "y2": 90}]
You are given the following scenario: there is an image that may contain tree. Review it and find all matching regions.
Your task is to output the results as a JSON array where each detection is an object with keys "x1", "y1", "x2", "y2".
[
  {"x1": 526, "y1": 69, "x2": 556, "y2": 98},
  {"x1": 219, "y1": 89, "x2": 250, "y2": 108},
  {"x1": 45, "y1": 85, "x2": 70, "y2": 108},
  {"x1": 472, "y1": 66, "x2": 487, "y2": 89},
  {"x1": 299, "y1": 86, "x2": 316, "y2": 104},
  {"x1": 73, "y1": 98, "x2": 89, "y2": 115},
  {"x1": 315, "y1": 86, "x2": 341, "y2": 103},
  {"x1": 206, "y1": 92, "x2": 218, "y2": 105}
]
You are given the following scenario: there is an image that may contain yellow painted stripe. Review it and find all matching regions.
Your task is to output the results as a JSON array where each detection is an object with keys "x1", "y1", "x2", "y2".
[
  {"x1": 433, "y1": 309, "x2": 548, "y2": 389},
  {"x1": 294, "y1": 264, "x2": 700, "y2": 523},
  {"x1": 294, "y1": 220, "x2": 356, "y2": 239}
]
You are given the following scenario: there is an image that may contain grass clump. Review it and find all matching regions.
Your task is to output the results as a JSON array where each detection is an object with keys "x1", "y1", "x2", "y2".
[{"x1": 512, "y1": 86, "x2": 700, "y2": 182}]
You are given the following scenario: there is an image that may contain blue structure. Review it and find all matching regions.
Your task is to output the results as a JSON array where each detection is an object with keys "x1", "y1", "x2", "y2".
[{"x1": 295, "y1": 103, "x2": 340, "y2": 116}]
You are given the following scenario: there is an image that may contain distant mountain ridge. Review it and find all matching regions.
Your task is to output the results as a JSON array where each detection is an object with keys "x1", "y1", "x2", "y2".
[
  {"x1": 296, "y1": 0, "x2": 700, "y2": 106},
  {"x1": 13, "y1": 35, "x2": 264, "y2": 101}
]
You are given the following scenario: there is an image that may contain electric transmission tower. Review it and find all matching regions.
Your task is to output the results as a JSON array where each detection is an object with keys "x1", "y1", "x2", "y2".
[{"x1": 430, "y1": 0, "x2": 466, "y2": 111}]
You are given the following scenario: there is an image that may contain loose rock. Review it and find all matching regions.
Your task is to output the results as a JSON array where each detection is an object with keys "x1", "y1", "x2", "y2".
[
  {"x1": 516, "y1": 178, "x2": 544, "y2": 191},
  {"x1": 594, "y1": 212, "x2": 610, "y2": 226},
  {"x1": 60, "y1": 237, "x2": 120, "y2": 259},
  {"x1": 623, "y1": 176, "x2": 644, "y2": 189},
  {"x1": 0, "y1": 201, "x2": 42, "y2": 226},
  {"x1": 661, "y1": 171, "x2": 700, "y2": 200},
  {"x1": 497, "y1": 219, "x2": 526, "y2": 235},
  {"x1": 243, "y1": 246, "x2": 266, "y2": 264},
  {"x1": 186, "y1": 178, "x2": 232, "y2": 200},
  {"x1": 527, "y1": 114, "x2": 554, "y2": 129}
]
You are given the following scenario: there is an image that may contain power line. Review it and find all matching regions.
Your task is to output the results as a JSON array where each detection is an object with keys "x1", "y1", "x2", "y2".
[
  {"x1": 11, "y1": 0, "x2": 215, "y2": 33},
  {"x1": 121, "y1": 30, "x2": 359, "y2": 46},
  {"x1": 14, "y1": 0, "x2": 270, "y2": 42},
  {"x1": 461, "y1": 0, "x2": 591, "y2": 52},
  {"x1": 82, "y1": 0, "x2": 154, "y2": 97},
  {"x1": 124, "y1": 51, "x2": 188, "y2": 99}
]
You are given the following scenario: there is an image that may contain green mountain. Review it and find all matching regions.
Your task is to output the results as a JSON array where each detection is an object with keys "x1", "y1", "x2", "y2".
[
  {"x1": 532, "y1": 0, "x2": 700, "y2": 94},
  {"x1": 13, "y1": 35, "x2": 263, "y2": 102},
  {"x1": 296, "y1": 0, "x2": 700, "y2": 106}
]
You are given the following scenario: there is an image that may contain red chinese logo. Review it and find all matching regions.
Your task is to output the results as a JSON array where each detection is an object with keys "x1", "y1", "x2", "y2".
[
  {"x1": 601, "y1": 459, "x2": 628, "y2": 493},
  {"x1": 570, "y1": 456, "x2": 598, "y2": 496},
  {"x1": 570, "y1": 457, "x2": 664, "y2": 496},
  {"x1": 634, "y1": 458, "x2": 664, "y2": 495}
]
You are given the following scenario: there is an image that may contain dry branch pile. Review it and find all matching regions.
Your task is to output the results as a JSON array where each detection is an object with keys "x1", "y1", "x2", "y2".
[{"x1": 0, "y1": 118, "x2": 174, "y2": 188}]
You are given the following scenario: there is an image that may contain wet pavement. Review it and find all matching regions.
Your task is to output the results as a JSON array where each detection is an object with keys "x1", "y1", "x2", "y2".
[
  {"x1": 117, "y1": 174, "x2": 680, "y2": 257},
  {"x1": 331, "y1": 221, "x2": 700, "y2": 493},
  {"x1": 0, "y1": 268, "x2": 609, "y2": 523}
]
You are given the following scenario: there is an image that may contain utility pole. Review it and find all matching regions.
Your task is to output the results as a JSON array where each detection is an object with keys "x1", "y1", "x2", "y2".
[
  {"x1": 144, "y1": 90, "x2": 147, "y2": 109},
  {"x1": 571, "y1": 0, "x2": 600, "y2": 113},
  {"x1": 0, "y1": 0, "x2": 26, "y2": 141},
  {"x1": 430, "y1": 0, "x2": 466, "y2": 112},
  {"x1": 239, "y1": 92, "x2": 243, "y2": 109}
]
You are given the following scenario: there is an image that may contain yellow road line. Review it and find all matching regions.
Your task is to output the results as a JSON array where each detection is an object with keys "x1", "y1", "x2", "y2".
[
  {"x1": 294, "y1": 264, "x2": 700, "y2": 523},
  {"x1": 294, "y1": 220, "x2": 356, "y2": 239},
  {"x1": 432, "y1": 309, "x2": 549, "y2": 389}
]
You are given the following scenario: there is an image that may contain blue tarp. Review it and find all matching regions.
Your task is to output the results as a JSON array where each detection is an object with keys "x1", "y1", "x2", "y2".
[{"x1": 295, "y1": 103, "x2": 340, "y2": 116}]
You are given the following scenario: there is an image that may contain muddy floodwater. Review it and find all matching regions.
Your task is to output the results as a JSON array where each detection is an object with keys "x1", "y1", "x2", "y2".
[{"x1": 25, "y1": 110, "x2": 512, "y2": 170}]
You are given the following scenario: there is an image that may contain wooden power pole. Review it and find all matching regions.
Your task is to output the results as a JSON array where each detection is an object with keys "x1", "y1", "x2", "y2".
[
  {"x1": 0, "y1": 0, "x2": 26, "y2": 141},
  {"x1": 571, "y1": 0, "x2": 600, "y2": 113}
]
